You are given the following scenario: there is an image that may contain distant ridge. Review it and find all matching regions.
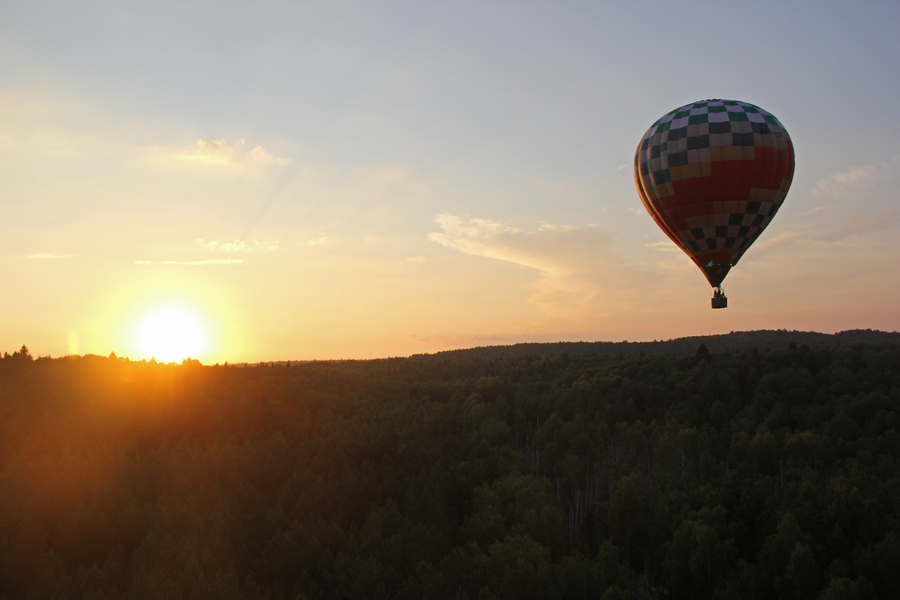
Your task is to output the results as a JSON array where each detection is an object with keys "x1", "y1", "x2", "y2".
[{"x1": 413, "y1": 329, "x2": 900, "y2": 361}]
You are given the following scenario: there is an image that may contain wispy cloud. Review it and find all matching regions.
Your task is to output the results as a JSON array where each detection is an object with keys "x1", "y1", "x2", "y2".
[
  {"x1": 162, "y1": 259, "x2": 245, "y2": 265},
  {"x1": 247, "y1": 145, "x2": 278, "y2": 163},
  {"x1": 176, "y1": 138, "x2": 234, "y2": 165},
  {"x1": 134, "y1": 239, "x2": 278, "y2": 267},
  {"x1": 428, "y1": 214, "x2": 641, "y2": 315},
  {"x1": 752, "y1": 228, "x2": 808, "y2": 252},
  {"x1": 802, "y1": 205, "x2": 830, "y2": 217},
  {"x1": 165, "y1": 139, "x2": 287, "y2": 169},
  {"x1": 752, "y1": 209, "x2": 900, "y2": 254},
  {"x1": 22, "y1": 252, "x2": 72, "y2": 259},
  {"x1": 758, "y1": 156, "x2": 900, "y2": 251},
  {"x1": 195, "y1": 238, "x2": 279, "y2": 252},
  {"x1": 0, "y1": 93, "x2": 97, "y2": 159},
  {"x1": 646, "y1": 241, "x2": 680, "y2": 253},
  {"x1": 196, "y1": 238, "x2": 244, "y2": 252},
  {"x1": 811, "y1": 156, "x2": 899, "y2": 198},
  {"x1": 819, "y1": 211, "x2": 900, "y2": 242},
  {"x1": 135, "y1": 259, "x2": 245, "y2": 265}
]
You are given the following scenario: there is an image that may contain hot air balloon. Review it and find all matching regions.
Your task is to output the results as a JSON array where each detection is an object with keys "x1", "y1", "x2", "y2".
[{"x1": 634, "y1": 99, "x2": 794, "y2": 308}]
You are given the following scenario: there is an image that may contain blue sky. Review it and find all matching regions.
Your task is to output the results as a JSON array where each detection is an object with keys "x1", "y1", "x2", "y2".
[{"x1": 2, "y1": 1, "x2": 899, "y2": 361}]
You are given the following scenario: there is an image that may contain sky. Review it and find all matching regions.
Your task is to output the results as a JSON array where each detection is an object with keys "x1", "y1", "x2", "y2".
[{"x1": 2, "y1": 0, "x2": 899, "y2": 363}]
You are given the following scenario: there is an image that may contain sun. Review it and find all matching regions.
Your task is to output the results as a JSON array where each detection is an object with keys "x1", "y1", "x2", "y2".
[{"x1": 136, "y1": 307, "x2": 207, "y2": 363}]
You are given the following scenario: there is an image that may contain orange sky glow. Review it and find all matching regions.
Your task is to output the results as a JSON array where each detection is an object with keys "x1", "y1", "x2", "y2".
[{"x1": 2, "y1": 2, "x2": 899, "y2": 363}]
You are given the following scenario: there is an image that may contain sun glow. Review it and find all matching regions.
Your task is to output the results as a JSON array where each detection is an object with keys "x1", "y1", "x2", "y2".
[{"x1": 135, "y1": 307, "x2": 207, "y2": 363}]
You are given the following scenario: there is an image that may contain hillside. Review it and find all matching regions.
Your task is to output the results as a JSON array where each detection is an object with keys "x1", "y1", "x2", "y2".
[{"x1": 414, "y1": 329, "x2": 900, "y2": 362}]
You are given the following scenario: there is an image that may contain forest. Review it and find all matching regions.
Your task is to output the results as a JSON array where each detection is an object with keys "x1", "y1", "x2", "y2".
[{"x1": 1, "y1": 331, "x2": 899, "y2": 599}]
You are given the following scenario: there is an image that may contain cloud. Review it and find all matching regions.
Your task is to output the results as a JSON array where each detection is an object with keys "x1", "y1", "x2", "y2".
[
  {"x1": 22, "y1": 252, "x2": 72, "y2": 259},
  {"x1": 247, "y1": 145, "x2": 278, "y2": 163},
  {"x1": 760, "y1": 156, "x2": 900, "y2": 250},
  {"x1": 196, "y1": 238, "x2": 244, "y2": 252},
  {"x1": 176, "y1": 138, "x2": 234, "y2": 165},
  {"x1": 646, "y1": 241, "x2": 680, "y2": 253},
  {"x1": 169, "y1": 139, "x2": 286, "y2": 169},
  {"x1": 135, "y1": 259, "x2": 245, "y2": 265},
  {"x1": 428, "y1": 214, "x2": 641, "y2": 315},
  {"x1": 752, "y1": 228, "x2": 808, "y2": 252},
  {"x1": 307, "y1": 233, "x2": 330, "y2": 246},
  {"x1": 134, "y1": 239, "x2": 280, "y2": 267},
  {"x1": 750, "y1": 209, "x2": 900, "y2": 255},
  {"x1": 811, "y1": 157, "x2": 899, "y2": 198},
  {"x1": 802, "y1": 205, "x2": 830, "y2": 216},
  {"x1": 819, "y1": 211, "x2": 900, "y2": 242},
  {"x1": 221, "y1": 240, "x2": 245, "y2": 252},
  {"x1": 195, "y1": 238, "x2": 279, "y2": 252},
  {"x1": 0, "y1": 93, "x2": 91, "y2": 158},
  {"x1": 832, "y1": 166, "x2": 876, "y2": 186}
]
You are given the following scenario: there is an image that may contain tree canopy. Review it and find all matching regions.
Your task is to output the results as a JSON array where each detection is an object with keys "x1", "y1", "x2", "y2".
[{"x1": 1, "y1": 335, "x2": 898, "y2": 599}]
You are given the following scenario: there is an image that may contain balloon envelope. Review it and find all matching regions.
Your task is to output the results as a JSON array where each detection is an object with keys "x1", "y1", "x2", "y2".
[{"x1": 634, "y1": 99, "x2": 794, "y2": 287}]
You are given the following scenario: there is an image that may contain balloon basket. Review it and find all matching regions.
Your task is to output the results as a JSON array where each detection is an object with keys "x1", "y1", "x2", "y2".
[{"x1": 711, "y1": 296, "x2": 728, "y2": 309}]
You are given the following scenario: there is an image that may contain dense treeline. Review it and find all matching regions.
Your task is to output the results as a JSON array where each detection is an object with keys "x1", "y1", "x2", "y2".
[
  {"x1": 415, "y1": 329, "x2": 900, "y2": 361},
  {"x1": 1, "y1": 338, "x2": 899, "y2": 599}
]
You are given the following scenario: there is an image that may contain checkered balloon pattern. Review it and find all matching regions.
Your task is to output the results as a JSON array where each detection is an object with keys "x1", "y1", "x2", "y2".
[{"x1": 634, "y1": 99, "x2": 794, "y2": 287}]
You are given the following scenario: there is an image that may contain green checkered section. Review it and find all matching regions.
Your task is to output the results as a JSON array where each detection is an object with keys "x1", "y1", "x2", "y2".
[{"x1": 636, "y1": 99, "x2": 789, "y2": 185}]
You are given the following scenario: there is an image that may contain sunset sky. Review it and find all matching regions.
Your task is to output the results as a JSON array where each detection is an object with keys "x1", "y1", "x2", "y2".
[{"x1": 2, "y1": 1, "x2": 899, "y2": 363}]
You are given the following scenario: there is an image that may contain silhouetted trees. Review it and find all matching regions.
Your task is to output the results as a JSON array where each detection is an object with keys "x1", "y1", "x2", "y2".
[
  {"x1": 0, "y1": 337, "x2": 899, "y2": 598},
  {"x1": 0, "y1": 344, "x2": 32, "y2": 362}
]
